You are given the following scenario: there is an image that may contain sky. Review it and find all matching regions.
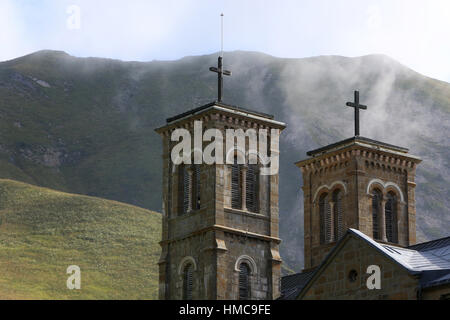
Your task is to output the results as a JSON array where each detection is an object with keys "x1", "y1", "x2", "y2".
[{"x1": 1, "y1": 0, "x2": 450, "y2": 82}]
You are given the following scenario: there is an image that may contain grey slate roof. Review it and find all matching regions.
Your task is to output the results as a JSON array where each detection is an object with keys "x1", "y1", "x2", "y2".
[
  {"x1": 280, "y1": 229, "x2": 450, "y2": 299},
  {"x1": 353, "y1": 229, "x2": 450, "y2": 272},
  {"x1": 279, "y1": 268, "x2": 316, "y2": 300}
]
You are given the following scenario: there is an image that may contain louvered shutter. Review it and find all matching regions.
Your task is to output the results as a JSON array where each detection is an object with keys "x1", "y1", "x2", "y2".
[
  {"x1": 183, "y1": 264, "x2": 193, "y2": 300},
  {"x1": 325, "y1": 199, "x2": 332, "y2": 242},
  {"x1": 231, "y1": 160, "x2": 241, "y2": 209},
  {"x1": 239, "y1": 263, "x2": 250, "y2": 300},
  {"x1": 246, "y1": 165, "x2": 259, "y2": 213},
  {"x1": 333, "y1": 190, "x2": 344, "y2": 241},
  {"x1": 385, "y1": 193, "x2": 398, "y2": 243},
  {"x1": 179, "y1": 165, "x2": 190, "y2": 215},
  {"x1": 372, "y1": 190, "x2": 381, "y2": 239},
  {"x1": 319, "y1": 194, "x2": 328, "y2": 244},
  {"x1": 193, "y1": 164, "x2": 201, "y2": 210}
]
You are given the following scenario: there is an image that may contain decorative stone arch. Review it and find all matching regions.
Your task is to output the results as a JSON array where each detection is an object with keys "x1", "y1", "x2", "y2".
[
  {"x1": 234, "y1": 255, "x2": 257, "y2": 275},
  {"x1": 312, "y1": 180, "x2": 348, "y2": 203},
  {"x1": 178, "y1": 256, "x2": 197, "y2": 275},
  {"x1": 225, "y1": 146, "x2": 246, "y2": 165},
  {"x1": 385, "y1": 185, "x2": 402, "y2": 202},
  {"x1": 366, "y1": 179, "x2": 404, "y2": 203},
  {"x1": 171, "y1": 147, "x2": 202, "y2": 173}
]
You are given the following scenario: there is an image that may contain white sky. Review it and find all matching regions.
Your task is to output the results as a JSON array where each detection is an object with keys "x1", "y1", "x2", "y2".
[{"x1": 1, "y1": 0, "x2": 450, "y2": 82}]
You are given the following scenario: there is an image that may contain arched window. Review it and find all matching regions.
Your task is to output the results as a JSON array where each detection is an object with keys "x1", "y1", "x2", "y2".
[
  {"x1": 385, "y1": 192, "x2": 398, "y2": 243},
  {"x1": 179, "y1": 164, "x2": 191, "y2": 215},
  {"x1": 372, "y1": 189, "x2": 382, "y2": 240},
  {"x1": 319, "y1": 193, "x2": 331, "y2": 244},
  {"x1": 183, "y1": 263, "x2": 194, "y2": 300},
  {"x1": 333, "y1": 189, "x2": 344, "y2": 241},
  {"x1": 238, "y1": 263, "x2": 251, "y2": 300},
  {"x1": 231, "y1": 157, "x2": 242, "y2": 209},
  {"x1": 246, "y1": 164, "x2": 259, "y2": 213},
  {"x1": 192, "y1": 164, "x2": 201, "y2": 210}
]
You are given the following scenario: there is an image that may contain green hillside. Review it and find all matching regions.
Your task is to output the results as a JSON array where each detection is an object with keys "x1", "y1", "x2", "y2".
[
  {"x1": 0, "y1": 179, "x2": 161, "y2": 299},
  {"x1": 0, "y1": 50, "x2": 449, "y2": 271}
]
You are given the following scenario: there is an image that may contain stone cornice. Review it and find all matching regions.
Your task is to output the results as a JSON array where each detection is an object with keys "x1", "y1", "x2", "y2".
[
  {"x1": 159, "y1": 224, "x2": 281, "y2": 245},
  {"x1": 296, "y1": 143, "x2": 421, "y2": 174},
  {"x1": 155, "y1": 104, "x2": 286, "y2": 135}
]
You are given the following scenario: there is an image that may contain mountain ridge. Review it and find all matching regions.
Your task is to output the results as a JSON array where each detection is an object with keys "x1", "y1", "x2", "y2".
[{"x1": 0, "y1": 49, "x2": 449, "y2": 271}]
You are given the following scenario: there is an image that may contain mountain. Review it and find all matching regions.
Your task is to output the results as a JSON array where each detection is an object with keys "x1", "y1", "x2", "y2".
[
  {"x1": 0, "y1": 179, "x2": 160, "y2": 299},
  {"x1": 0, "y1": 50, "x2": 449, "y2": 271}
]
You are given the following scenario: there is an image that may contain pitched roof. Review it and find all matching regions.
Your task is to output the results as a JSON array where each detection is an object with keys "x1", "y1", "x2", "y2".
[
  {"x1": 281, "y1": 229, "x2": 450, "y2": 299},
  {"x1": 408, "y1": 236, "x2": 450, "y2": 252},
  {"x1": 279, "y1": 268, "x2": 316, "y2": 300},
  {"x1": 420, "y1": 270, "x2": 450, "y2": 289},
  {"x1": 351, "y1": 229, "x2": 450, "y2": 272}
]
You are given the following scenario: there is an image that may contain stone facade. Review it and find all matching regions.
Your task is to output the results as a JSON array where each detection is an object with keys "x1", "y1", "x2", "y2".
[
  {"x1": 296, "y1": 137, "x2": 422, "y2": 270},
  {"x1": 299, "y1": 235, "x2": 419, "y2": 300},
  {"x1": 155, "y1": 102, "x2": 286, "y2": 300}
]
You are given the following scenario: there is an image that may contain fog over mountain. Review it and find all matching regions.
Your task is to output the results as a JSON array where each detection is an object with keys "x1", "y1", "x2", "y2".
[{"x1": 0, "y1": 50, "x2": 448, "y2": 270}]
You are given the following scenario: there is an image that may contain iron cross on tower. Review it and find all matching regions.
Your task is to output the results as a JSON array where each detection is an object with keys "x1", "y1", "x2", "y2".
[
  {"x1": 346, "y1": 90, "x2": 367, "y2": 136},
  {"x1": 209, "y1": 13, "x2": 232, "y2": 102}
]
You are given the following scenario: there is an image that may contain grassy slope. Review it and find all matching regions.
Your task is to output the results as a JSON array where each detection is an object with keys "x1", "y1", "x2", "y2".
[
  {"x1": 0, "y1": 179, "x2": 161, "y2": 299},
  {"x1": 0, "y1": 50, "x2": 449, "y2": 271}
]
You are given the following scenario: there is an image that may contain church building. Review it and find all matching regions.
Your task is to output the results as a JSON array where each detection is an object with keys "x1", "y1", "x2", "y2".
[
  {"x1": 280, "y1": 92, "x2": 450, "y2": 300},
  {"x1": 155, "y1": 54, "x2": 450, "y2": 300}
]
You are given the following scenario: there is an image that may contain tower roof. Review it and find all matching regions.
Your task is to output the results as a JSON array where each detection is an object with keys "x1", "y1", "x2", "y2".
[
  {"x1": 166, "y1": 100, "x2": 275, "y2": 123},
  {"x1": 306, "y1": 136, "x2": 409, "y2": 157}
]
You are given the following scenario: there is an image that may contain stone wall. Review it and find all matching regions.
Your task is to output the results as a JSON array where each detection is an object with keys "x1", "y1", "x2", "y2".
[
  {"x1": 298, "y1": 143, "x2": 420, "y2": 270},
  {"x1": 300, "y1": 236, "x2": 419, "y2": 300},
  {"x1": 422, "y1": 284, "x2": 450, "y2": 300},
  {"x1": 156, "y1": 105, "x2": 284, "y2": 300}
]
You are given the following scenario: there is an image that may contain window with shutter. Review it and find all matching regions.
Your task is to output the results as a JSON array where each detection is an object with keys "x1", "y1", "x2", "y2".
[
  {"x1": 231, "y1": 158, "x2": 241, "y2": 209},
  {"x1": 333, "y1": 189, "x2": 344, "y2": 241},
  {"x1": 372, "y1": 189, "x2": 382, "y2": 240},
  {"x1": 238, "y1": 263, "x2": 251, "y2": 300},
  {"x1": 319, "y1": 193, "x2": 331, "y2": 244},
  {"x1": 246, "y1": 164, "x2": 259, "y2": 213},
  {"x1": 385, "y1": 192, "x2": 398, "y2": 243},
  {"x1": 183, "y1": 263, "x2": 193, "y2": 300},
  {"x1": 179, "y1": 165, "x2": 191, "y2": 215},
  {"x1": 192, "y1": 164, "x2": 201, "y2": 210}
]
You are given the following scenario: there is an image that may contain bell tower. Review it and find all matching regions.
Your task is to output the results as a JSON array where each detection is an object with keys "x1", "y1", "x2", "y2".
[
  {"x1": 155, "y1": 52, "x2": 286, "y2": 299},
  {"x1": 295, "y1": 91, "x2": 422, "y2": 270}
]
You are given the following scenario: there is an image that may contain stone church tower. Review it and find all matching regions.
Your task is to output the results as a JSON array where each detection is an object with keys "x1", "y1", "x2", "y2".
[
  {"x1": 155, "y1": 57, "x2": 286, "y2": 299},
  {"x1": 295, "y1": 91, "x2": 422, "y2": 270}
]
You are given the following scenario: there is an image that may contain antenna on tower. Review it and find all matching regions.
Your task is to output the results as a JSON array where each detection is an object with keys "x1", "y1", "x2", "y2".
[
  {"x1": 220, "y1": 13, "x2": 224, "y2": 57},
  {"x1": 209, "y1": 13, "x2": 231, "y2": 102}
]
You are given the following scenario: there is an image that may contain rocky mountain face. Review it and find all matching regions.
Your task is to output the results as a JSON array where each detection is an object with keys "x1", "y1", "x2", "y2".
[{"x1": 0, "y1": 50, "x2": 449, "y2": 271}]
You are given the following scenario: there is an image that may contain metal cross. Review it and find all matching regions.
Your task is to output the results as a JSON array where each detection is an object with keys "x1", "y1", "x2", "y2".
[
  {"x1": 209, "y1": 56, "x2": 231, "y2": 102},
  {"x1": 346, "y1": 90, "x2": 367, "y2": 136}
]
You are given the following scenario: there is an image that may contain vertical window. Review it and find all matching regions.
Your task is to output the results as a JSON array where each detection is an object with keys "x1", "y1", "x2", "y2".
[
  {"x1": 239, "y1": 263, "x2": 251, "y2": 300},
  {"x1": 333, "y1": 189, "x2": 344, "y2": 241},
  {"x1": 192, "y1": 164, "x2": 201, "y2": 210},
  {"x1": 385, "y1": 192, "x2": 398, "y2": 243},
  {"x1": 231, "y1": 157, "x2": 241, "y2": 209},
  {"x1": 179, "y1": 165, "x2": 191, "y2": 215},
  {"x1": 372, "y1": 189, "x2": 382, "y2": 240},
  {"x1": 319, "y1": 193, "x2": 331, "y2": 244},
  {"x1": 246, "y1": 164, "x2": 259, "y2": 213},
  {"x1": 183, "y1": 263, "x2": 193, "y2": 300}
]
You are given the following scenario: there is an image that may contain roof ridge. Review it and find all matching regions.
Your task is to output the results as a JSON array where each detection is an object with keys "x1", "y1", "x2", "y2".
[
  {"x1": 282, "y1": 268, "x2": 316, "y2": 278},
  {"x1": 408, "y1": 235, "x2": 450, "y2": 251}
]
